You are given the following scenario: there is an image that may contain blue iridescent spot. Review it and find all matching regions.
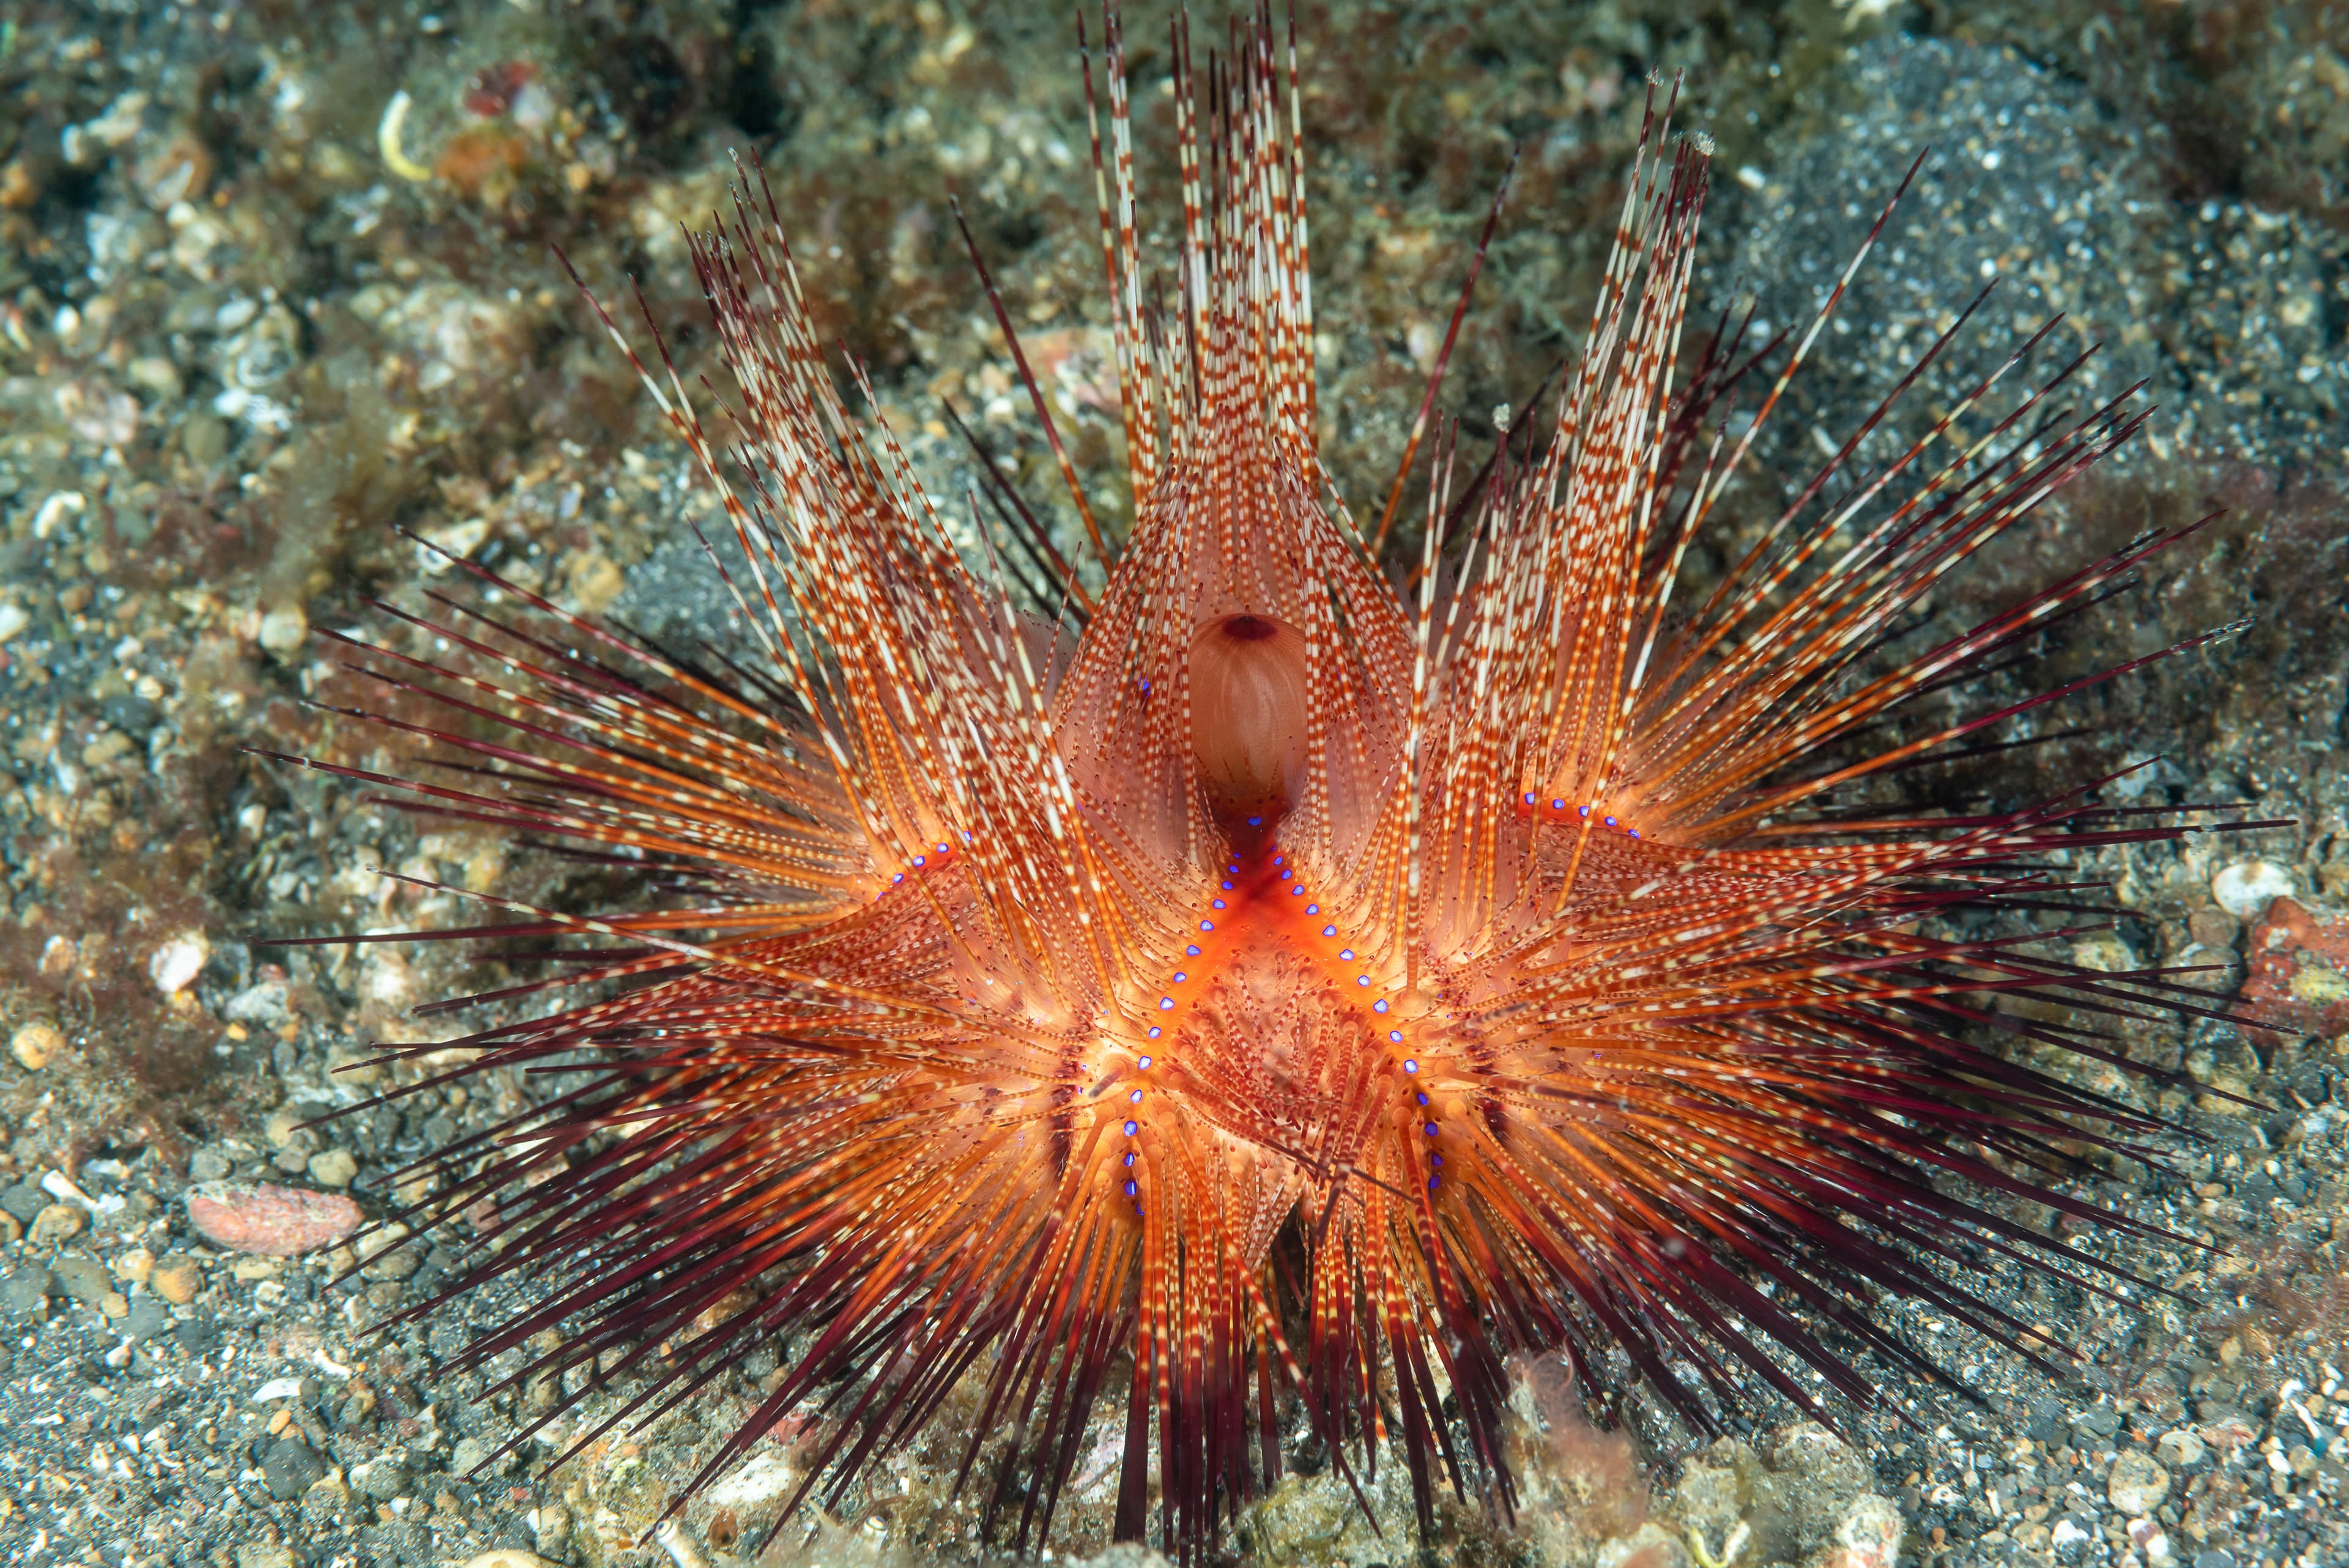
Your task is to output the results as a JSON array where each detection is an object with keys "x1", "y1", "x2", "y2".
[
  {"x1": 1428, "y1": 1175, "x2": 1441, "y2": 1191},
  {"x1": 1373, "y1": 1000, "x2": 1389, "y2": 1014},
  {"x1": 1431, "y1": 1153, "x2": 1444, "y2": 1167},
  {"x1": 1357, "y1": 976, "x2": 1370, "y2": 987},
  {"x1": 1424, "y1": 1122, "x2": 1439, "y2": 1137},
  {"x1": 1247, "y1": 816, "x2": 1262, "y2": 827},
  {"x1": 1137, "y1": 1056, "x2": 1152, "y2": 1070},
  {"x1": 1124, "y1": 1180, "x2": 1138, "y2": 1197},
  {"x1": 1306, "y1": 904, "x2": 1319, "y2": 915},
  {"x1": 1147, "y1": 1026, "x2": 1162, "y2": 1039},
  {"x1": 1390, "y1": 1031, "x2": 1404, "y2": 1044},
  {"x1": 1130, "y1": 1089, "x2": 1145, "y2": 1104},
  {"x1": 1604, "y1": 816, "x2": 1617, "y2": 828},
  {"x1": 1274, "y1": 853, "x2": 1284, "y2": 864},
  {"x1": 1579, "y1": 804, "x2": 1591, "y2": 818},
  {"x1": 1416, "y1": 1093, "x2": 1430, "y2": 1107},
  {"x1": 1123, "y1": 1151, "x2": 1136, "y2": 1167},
  {"x1": 1403, "y1": 1057, "x2": 1417, "y2": 1071},
  {"x1": 1338, "y1": 948, "x2": 1354, "y2": 960},
  {"x1": 1186, "y1": 945, "x2": 1201, "y2": 957},
  {"x1": 1123, "y1": 1120, "x2": 1138, "y2": 1136},
  {"x1": 892, "y1": 873, "x2": 905, "y2": 883},
  {"x1": 1173, "y1": 972, "x2": 1187, "y2": 983},
  {"x1": 1291, "y1": 886, "x2": 1304, "y2": 896},
  {"x1": 936, "y1": 842, "x2": 950, "y2": 852},
  {"x1": 1629, "y1": 828, "x2": 1641, "y2": 839},
  {"x1": 1278, "y1": 869, "x2": 1291, "y2": 881},
  {"x1": 1551, "y1": 799, "x2": 1565, "y2": 810},
  {"x1": 1200, "y1": 920, "x2": 1214, "y2": 932},
  {"x1": 1212, "y1": 899, "x2": 1226, "y2": 910},
  {"x1": 1139, "y1": 678, "x2": 1151, "y2": 692},
  {"x1": 1158, "y1": 998, "x2": 1174, "y2": 1011},
  {"x1": 1222, "y1": 880, "x2": 1234, "y2": 890},
  {"x1": 913, "y1": 856, "x2": 926, "y2": 866},
  {"x1": 1523, "y1": 792, "x2": 1534, "y2": 804},
  {"x1": 1323, "y1": 926, "x2": 1337, "y2": 937}
]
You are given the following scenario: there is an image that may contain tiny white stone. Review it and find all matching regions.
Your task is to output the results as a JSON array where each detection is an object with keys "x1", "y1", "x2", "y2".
[
  {"x1": 253, "y1": 1375, "x2": 306, "y2": 1403},
  {"x1": 256, "y1": 605, "x2": 308, "y2": 660},
  {"x1": 2211, "y1": 858, "x2": 2295, "y2": 920},
  {"x1": 149, "y1": 931, "x2": 210, "y2": 994},
  {"x1": 0, "y1": 603, "x2": 27, "y2": 644}
]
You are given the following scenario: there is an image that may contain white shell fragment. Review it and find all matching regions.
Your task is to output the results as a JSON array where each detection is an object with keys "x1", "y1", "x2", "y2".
[{"x1": 2210, "y1": 860, "x2": 2296, "y2": 921}]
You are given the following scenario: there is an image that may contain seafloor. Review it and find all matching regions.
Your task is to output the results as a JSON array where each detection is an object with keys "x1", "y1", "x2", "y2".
[{"x1": 1, "y1": 2, "x2": 2346, "y2": 1566}]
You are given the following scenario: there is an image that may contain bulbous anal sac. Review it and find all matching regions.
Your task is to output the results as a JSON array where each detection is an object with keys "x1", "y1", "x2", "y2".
[{"x1": 1189, "y1": 611, "x2": 1310, "y2": 844}]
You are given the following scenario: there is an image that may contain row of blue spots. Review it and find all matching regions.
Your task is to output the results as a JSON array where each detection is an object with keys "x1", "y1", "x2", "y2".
[
  {"x1": 889, "y1": 839, "x2": 959, "y2": 885},
  {"x1": 1123, "y1": 1117, "x2": 1142, "y2": 1216},
  {"x1": 1288, "y1": 860, "x2": 1409, "y2": 1022},
  {"x1": 1417, "y1": 1081, "x2": 1445, "y2": 1190},
  {"x1": 1524, "y1": 793, "x2": 1643, "y2": 841}
]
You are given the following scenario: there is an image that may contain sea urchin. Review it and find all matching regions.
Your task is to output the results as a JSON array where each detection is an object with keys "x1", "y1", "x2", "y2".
[{"x1": 272, "y1": 5, "x2": 2262, "y2": 1558}]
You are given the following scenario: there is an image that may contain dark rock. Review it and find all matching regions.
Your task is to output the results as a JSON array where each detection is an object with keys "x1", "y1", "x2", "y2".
[
  {"x1": 0, "y1": 1182, "x2": 48, "y2": 1223},
  {"x1": 2027, "y1": 1395, "x2": 2067, "y2": 1443},
  {"x1": 4, "y1": 1265, "x2": 56, "y2": 1315},
  {"x1": 359, "y1": 1458, "x2": 407, "y2": 1502},
  {"x1": 262, "y1": 1434, "x2": 327, "y2": 1500},
  {"x1": 187, "y1": 1148, "x2": 232, "y2": 1183},
  {"x1": 174, "y1": 1312, "x2": 217, "y2": 1354},
  {"x1": 119, "y1": 1296, "x2": 171, "y2": 1341},
  {"x1": 2075, "y1": 1403, "x2": 2120, "y2": 1439},
  {"x1": 98, "y1": 693, "x2": 159, "y2": 735},
  {"x1": 51, "y1": 1253, "x2": 111, "y2": 1307}
]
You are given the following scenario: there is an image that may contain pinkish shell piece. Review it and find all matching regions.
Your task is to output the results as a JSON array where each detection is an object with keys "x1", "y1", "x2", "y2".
[{"x1": 184, "y1": 1180, "x2": 363, "y2": 1257}]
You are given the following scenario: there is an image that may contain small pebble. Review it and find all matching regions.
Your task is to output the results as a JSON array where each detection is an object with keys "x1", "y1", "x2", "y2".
[
  {"x1": 308, "y1": 1148, "x2": 358, "y2": 1188},
  {"x1": 2156, "y1": 1428, "x2": 2206, "y2": 1468},
  {"x1": 185, "y1": 1180, "x2": 363, "y2": 1256},
  {"x1": 300, "y1": 1470, "x2": 350, "y2": 1521},
  {"x1": 114, "y1": 1246, "x2": 155, "y2": 1286},
  {"x1": 1825, "y1": 1493, "x2": 1905, "y2": 1568},
  {"x1": 28, "y1": 1202, "x2": 86, "y2": 1245},
  {"x1": 358, "y1": 1458, "x2": 408, "y2": 1503},
  {"x1": 463, "y1": 1551, "x2": 563, "y2": 1568},
  {"x1": 149, "y1": 1254, "x2": 202, "y2": 1303},
  {"x1": 10, "y1": 1020, "x2": 62, "y2": 1071},
  {"x1": 261, "y1": 1433, "x2": 326, "y2": 1499}
]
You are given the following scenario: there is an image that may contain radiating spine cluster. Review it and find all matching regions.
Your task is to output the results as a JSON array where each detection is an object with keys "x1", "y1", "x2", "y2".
[{"x1": 268, "y1": 4, "x2": 2268, "y2": 1558}]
